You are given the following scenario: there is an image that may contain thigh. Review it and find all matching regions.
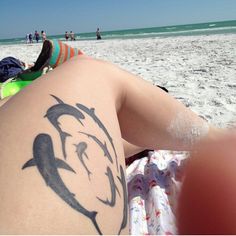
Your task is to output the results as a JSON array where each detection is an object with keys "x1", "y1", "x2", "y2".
[{"x1": 0, "y1": 57, "x2": 128, "y2": 234}]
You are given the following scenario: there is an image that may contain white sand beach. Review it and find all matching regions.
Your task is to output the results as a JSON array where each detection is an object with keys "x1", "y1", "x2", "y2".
[{"x1": 0, "y1": 34, "x2": 236, "y2": 128}]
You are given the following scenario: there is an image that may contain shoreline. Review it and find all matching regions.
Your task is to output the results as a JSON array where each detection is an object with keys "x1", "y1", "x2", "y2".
[{"x1": 0, "y1": 34, "x2": 236, "y2": 128}]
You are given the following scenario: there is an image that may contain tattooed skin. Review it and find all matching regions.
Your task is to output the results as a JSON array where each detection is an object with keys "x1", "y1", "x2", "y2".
[
  {"x1": 76, "y1": 103, "x2": 119, "y2": 172},
  {"x1": 97, "y1": 166, "x2": 120, "y2": 207},
  {"x1": 44, "y1": 95, "x2": 85, "y2": 159},
  {"x1": 22, "y1": 134, "x2": 101, "y2": 234},
  {"x1": 79, "y1": 131, "x2": 113, "y2": 163},
  {"x1": 74, "y1": 142, "x2": 92, "y2": 179},
  {"x1": 118, "y1": 165, "x2": 128, "y2": 234},
  {"x1": 22, "y1": 95, "x2": 128, "y2": 235}
]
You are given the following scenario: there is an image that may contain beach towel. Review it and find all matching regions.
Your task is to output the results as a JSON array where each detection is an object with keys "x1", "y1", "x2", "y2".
[
  {"x1": 126, "y1": 150, "x2": 188, "y2": 235},
  {"x1": 0, "y1": 57, "x2": 24, "y2": 82}
]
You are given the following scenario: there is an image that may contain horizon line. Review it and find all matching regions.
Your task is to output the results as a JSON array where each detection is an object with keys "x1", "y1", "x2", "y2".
[{"x1": 0, "y1": 18, "x2": 235, "y2": 41}]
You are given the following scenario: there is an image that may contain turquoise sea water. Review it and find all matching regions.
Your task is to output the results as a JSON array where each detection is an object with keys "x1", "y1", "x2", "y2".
[{"x1": 1, "y1": 20, "x2": 236, "y2": 45}]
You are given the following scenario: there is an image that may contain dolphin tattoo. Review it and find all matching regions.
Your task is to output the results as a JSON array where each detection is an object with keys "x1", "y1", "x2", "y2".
[
  {"x1": 74, "y1": 142, "x2": 92, "y2": 179},
  {"x1": 22, "y1": 133, "x2": 102, "y2": 235},
  {"x1": 96, "y1": 166, "x2": 120, "y2": 207},
  {"x1": 76, "y1": 104, "x2": 119, "y2": 171},
  {"x1": 79, "y1": 131, "x2": 113, "y2": 163},
  {"x1": 44, "y1": 95, "x2": 85, "y2": 159}
]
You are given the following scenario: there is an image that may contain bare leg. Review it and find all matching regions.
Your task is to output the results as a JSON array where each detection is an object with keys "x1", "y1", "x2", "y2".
[
  {"x1": 0, "y1": 96, "x2": 144, "y2": 159},
  {"x1": 122, "y1": 139, "x2": 146, "y2": 157},
  {"x1": 0, "y1": 57, "x2": 128, "y2": 234},
  {"x1": 0, "y1": 95, "x2": 11, "y2": 107},
  {"x1": 0, "y1": 56, "x2": 219, "y2": 234}
]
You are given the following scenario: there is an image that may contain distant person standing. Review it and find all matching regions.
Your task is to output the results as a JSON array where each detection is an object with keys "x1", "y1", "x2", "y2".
[
  {"x1": 96, "y1": 28, "x2": 102, "y2": 40},
  {"x1": 29, "y1": 33, "x2": 33, "y2": 43},
  {"x1": 70, "y1": 31, "x2": 75, "y2": 41},
  {"x1": 25, "y1": 34, "x2": 30, "y2": 44},
  {"x1": 34, "y1": 31, "x2": 40, "y2": 43},
  {"x1": 41, "y1": 30, "x2": 46, "y2": 42},
  {"x1": 65, "y1": 31, "x2": 69, "y2": 41}
]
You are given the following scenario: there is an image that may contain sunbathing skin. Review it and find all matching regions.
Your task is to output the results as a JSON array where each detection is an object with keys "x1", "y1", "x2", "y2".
[
  {"x1": 0, "y1": 96, "x2": 146, "y2": 161},
  {"x1": 0, "y1": 95, "x2": 11, "y2": 106},
  {"x1": 0, "y1": 55, "x2": 221, "y2": 234}
]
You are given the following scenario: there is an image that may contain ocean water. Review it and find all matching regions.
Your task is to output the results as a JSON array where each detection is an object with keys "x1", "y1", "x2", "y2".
[{"x1": 1, "y1": 20, "x2": 236, "y2": 45}]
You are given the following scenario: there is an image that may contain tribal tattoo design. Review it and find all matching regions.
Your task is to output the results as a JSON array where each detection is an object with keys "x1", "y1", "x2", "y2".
[{"x1": 22, "y1": 95, "x2": 127, "y2": 235}]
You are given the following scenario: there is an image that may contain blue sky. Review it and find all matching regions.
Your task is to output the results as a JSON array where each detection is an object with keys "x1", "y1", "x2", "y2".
[{"x1": 1, "y1": 0, "x2": 236, "y2": 39}]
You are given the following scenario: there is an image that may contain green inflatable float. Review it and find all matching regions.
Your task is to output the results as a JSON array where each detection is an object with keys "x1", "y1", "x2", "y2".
[{"x1": 0, "y1": 80, "x2": 32, "y2": 99}]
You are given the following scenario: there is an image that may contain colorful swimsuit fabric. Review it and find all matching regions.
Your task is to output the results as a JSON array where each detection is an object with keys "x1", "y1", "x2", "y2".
[
  {"x1": 49, "y1": 39, "x2": 83, "y2": 68},
  {"x1": 126, "y1": 150, "x2": 188, "y2": 235}
]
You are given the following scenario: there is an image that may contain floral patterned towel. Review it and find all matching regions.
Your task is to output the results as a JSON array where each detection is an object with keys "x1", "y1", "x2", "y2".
[{"x1": 126, "y1": 150, "x2": 188, "y2": 235}]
